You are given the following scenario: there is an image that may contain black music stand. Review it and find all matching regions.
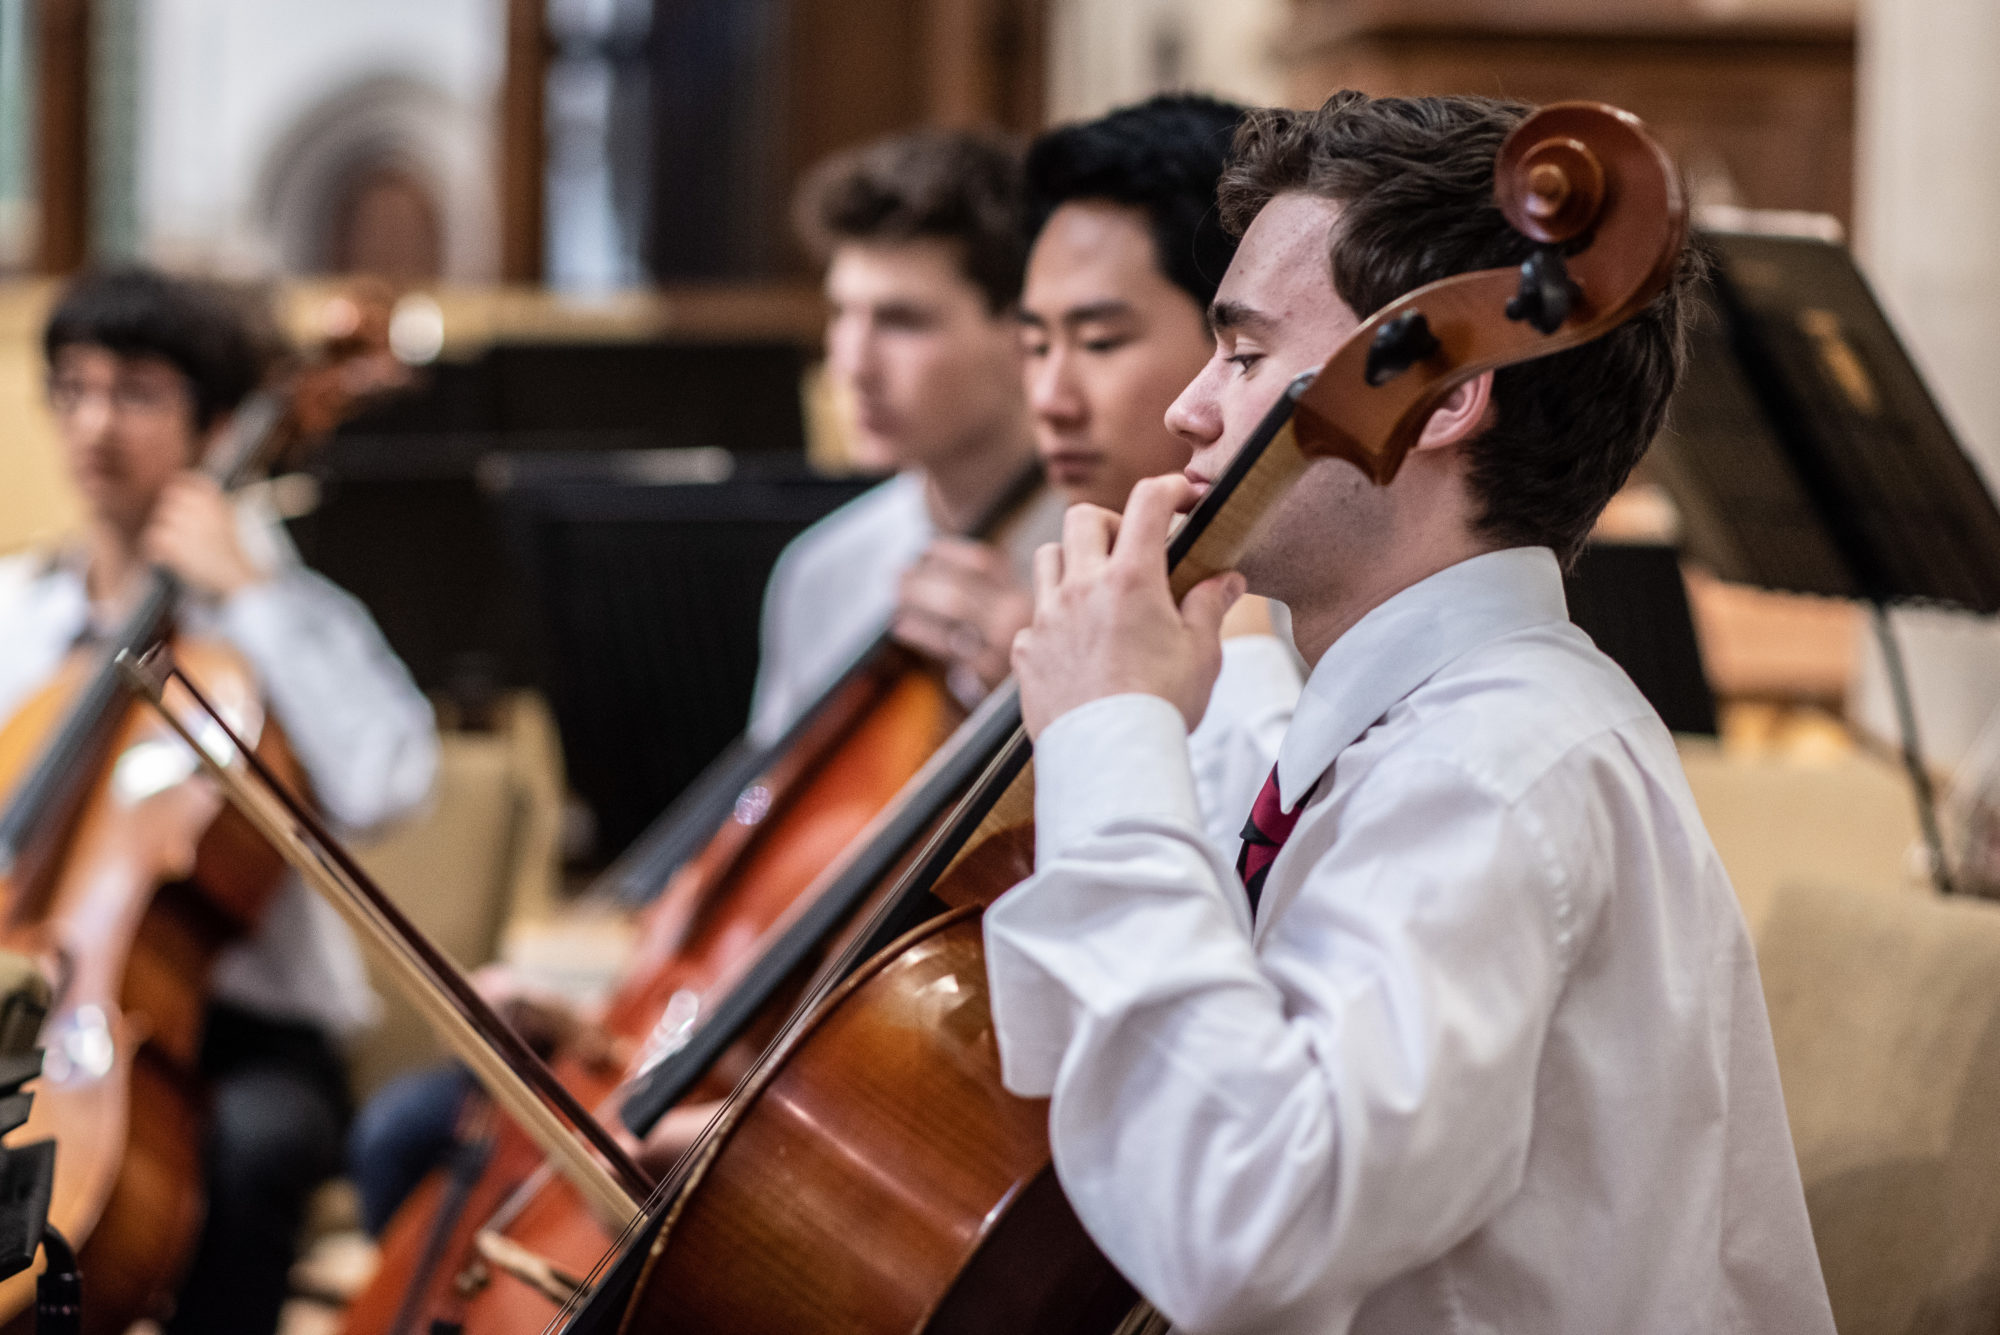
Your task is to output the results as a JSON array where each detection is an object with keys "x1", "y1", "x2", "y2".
[
  {"x1": 1564, "y1": 541, "x2": 1717, "y2": 736},
  {"x1": 1644, "y1": 226, "x2": 2000, "y2": 891}
]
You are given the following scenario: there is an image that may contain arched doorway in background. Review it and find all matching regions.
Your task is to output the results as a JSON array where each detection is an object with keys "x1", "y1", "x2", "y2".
[
  {"x1": 329, "y1": 163, "x2": 443, "y2": 282},
  {"x1": 258, "y1": 73, "x2": 494, "y2": 282}
]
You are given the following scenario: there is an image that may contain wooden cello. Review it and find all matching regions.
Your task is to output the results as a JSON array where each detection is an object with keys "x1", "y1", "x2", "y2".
[
  {"x1": 0, "y1": 297, "x2": 408, "y2": 1334},
  {"x1": 342, "y1": 466, "x2": 1052, "y2": 1334},
  {"x1": 559, "y1": 99, "x2": 1690, "y2": 1333}
]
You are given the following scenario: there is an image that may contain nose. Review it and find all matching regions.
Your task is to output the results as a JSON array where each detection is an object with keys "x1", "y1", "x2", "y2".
[
  {"x1": 1165, "y1": 358, "x2": 1225, "y2": 451},
  {"x1": 63, "y1": 388, "x2": 117, "y2": 452},
  {"x1": 1027, "y1": 344, "x2": 1085, "y2": 430},
  {"x1": 825, "y1": 311, "x2": 880, "y2": 394}
]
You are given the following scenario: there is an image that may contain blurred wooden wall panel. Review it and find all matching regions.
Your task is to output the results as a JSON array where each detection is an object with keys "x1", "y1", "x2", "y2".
[
  {"x1": 1284, "y1": 0, "x2": 1856, "y2": 230},
  {"x1": 34, "y1": 0, "x2": 91, "y2": 272},
  {"x1": 923, "y1": 0, "x2": 1045, "y2": 131},
  {"x1": 781, "y1": 0, "x2": 926, "y2": 196},
  {"x1": 781, "y1": 0, "x2": 1045, "y2": 237},
  {"x1": 500, "y1": 0, "x2": 548, "y2": 284},
  {"x1": 649, "y1": 0, "x2": 1046, "y2": 282}
]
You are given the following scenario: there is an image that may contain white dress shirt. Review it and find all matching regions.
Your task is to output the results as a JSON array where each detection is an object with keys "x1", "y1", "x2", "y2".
[
  {"x1": 0, "y1": 499, "x2": 438, "y2": 1037},
  {"x1": 745, "y1": 470, "x2": 1302, "y2": 847},
  {"x1": 985, "y1": 546, "x2": 1834, "y2": 1335}
]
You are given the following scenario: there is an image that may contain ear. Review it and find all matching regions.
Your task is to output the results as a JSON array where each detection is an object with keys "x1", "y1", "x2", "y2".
[{"x1": 1413, "y1": 369, "x2": 1494, "y2": 454}]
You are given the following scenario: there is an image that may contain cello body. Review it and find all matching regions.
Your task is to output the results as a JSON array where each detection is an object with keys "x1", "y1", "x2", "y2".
[{"x1": 0, "y1": 637, "x2": 292, "y2": 1334}]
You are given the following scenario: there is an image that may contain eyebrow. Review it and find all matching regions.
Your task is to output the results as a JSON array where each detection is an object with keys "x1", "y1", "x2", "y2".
[
  {"x1": 1208, "y1": 299, "x2": 1274, "y2": 334},
  {"x1": 1017, "y1": 299, "x2": 1136, "y2": 330}
]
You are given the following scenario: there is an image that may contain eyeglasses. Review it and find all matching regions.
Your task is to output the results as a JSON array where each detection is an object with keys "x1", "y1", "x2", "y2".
[{"x1": 47, "y1": 374, "x2": 192, "y2": 420}]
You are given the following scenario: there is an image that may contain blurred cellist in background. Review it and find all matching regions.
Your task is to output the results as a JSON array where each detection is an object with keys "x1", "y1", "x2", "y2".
[
  {"x1": 896, "y1": 93, "x2": 1304, "y2": 853},
  {"x1": 0, "y1": 269, "x2": 438, "y2": 1334},
  {"x1": 748, "y1": 128, "x2": 1061, "y2": 729}
]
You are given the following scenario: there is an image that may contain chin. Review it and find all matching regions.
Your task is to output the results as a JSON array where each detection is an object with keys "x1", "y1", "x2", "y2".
[
  {"x1": 1234, "y1": 538, "x2": 1296, "y2": 603},
  {"x1": 1067, "y1": 480, "x2": 1131, "y2": 513},
  {"x1": 1043, "y1": 455, "x2": 1093, "y2": 482},
  {"x1": 78, "y1": 482, "x2": 126, "y2": 517}
]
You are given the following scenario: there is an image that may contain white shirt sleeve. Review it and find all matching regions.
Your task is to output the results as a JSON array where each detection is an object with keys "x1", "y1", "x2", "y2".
[
  {"x1": 213, "y1": 568, "x2": 438, "y2": 834},
  {"x1": 983, "y1": 692, "x2": 1578, "y2": 1335},
  {"x1": 746, "y1": 544, "x2": 811, "y2": 747}
]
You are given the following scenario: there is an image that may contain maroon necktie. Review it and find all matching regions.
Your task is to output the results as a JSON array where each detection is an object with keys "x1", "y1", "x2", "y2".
[{"x1": 1236, "y1": 764, "x2": 1308, "y2": 917}]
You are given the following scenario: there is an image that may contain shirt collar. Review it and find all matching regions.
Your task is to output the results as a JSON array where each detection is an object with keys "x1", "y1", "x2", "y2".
[{"x1": 1275, "y1": 545, "x2": 1569, "y2": 809}]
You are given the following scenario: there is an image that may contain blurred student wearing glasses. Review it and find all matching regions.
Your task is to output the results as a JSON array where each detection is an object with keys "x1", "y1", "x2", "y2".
[{"x1": 0, "y1": 268, "x2": 436, "y2": 1334}]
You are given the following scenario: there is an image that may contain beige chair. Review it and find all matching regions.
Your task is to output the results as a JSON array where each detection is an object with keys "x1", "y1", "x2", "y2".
[
  {"x1": 1679, "y1": 737, "x2": 1923, "y2": 932},
  {"x1": 1759, "y1": 881, "x2": 2000, "y2": 1334}
]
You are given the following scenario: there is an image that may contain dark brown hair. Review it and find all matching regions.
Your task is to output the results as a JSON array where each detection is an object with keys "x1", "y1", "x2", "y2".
[
  {"x1": 1025, "y1": 93, "x2": 1246, "y2": 310},
  {"x1": 794, "y1": 129, "x2": 1027, "y2": 314},
  {"x1": 45, "y1": 267, "x2": 266, "y2": 431},
  {"x1": 1219, "y1": 91, "x2": 1702, "y2": 563}
]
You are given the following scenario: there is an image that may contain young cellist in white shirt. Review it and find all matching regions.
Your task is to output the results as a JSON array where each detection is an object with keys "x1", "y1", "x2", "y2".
[
  {"x1": 990, "y1": 91, "x2": 1837, "y2": 1334},
  {"x1": 0, "y1": 268, "x2": 437, "y2": 1335}
]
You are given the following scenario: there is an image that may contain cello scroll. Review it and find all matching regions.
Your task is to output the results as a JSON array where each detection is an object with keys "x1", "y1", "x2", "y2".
[{"x1": 1291, "y1": 100, "x2": 1687, "y2": 488}]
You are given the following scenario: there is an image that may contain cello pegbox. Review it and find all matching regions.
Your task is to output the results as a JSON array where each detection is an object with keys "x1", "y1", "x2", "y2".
[{"x1": 1292, "y1": 99, "x2": 1687, "y2": 487}]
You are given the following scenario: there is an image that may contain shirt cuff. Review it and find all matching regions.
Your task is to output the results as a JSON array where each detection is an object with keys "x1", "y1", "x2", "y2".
[{"x1": 1034, "y1": 692, "x2": 1201, "y2": 867}]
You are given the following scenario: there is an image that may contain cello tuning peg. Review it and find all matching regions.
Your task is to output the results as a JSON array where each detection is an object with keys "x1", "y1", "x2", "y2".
[
  {"x1": 1505, "y1": 246, "x2": 1580, "y2": 336},
  {"x1": 1365, "y1": 310, "x2": 1443, "y2": 388}
]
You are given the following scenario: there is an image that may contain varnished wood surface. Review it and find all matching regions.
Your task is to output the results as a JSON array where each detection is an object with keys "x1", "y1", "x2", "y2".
[
  {"x1": 32, "y1": 0, "x2": 90, "y2": 274},
  {"x1": 499, "y1": 0, "x2": 548, "y2": 284}
]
